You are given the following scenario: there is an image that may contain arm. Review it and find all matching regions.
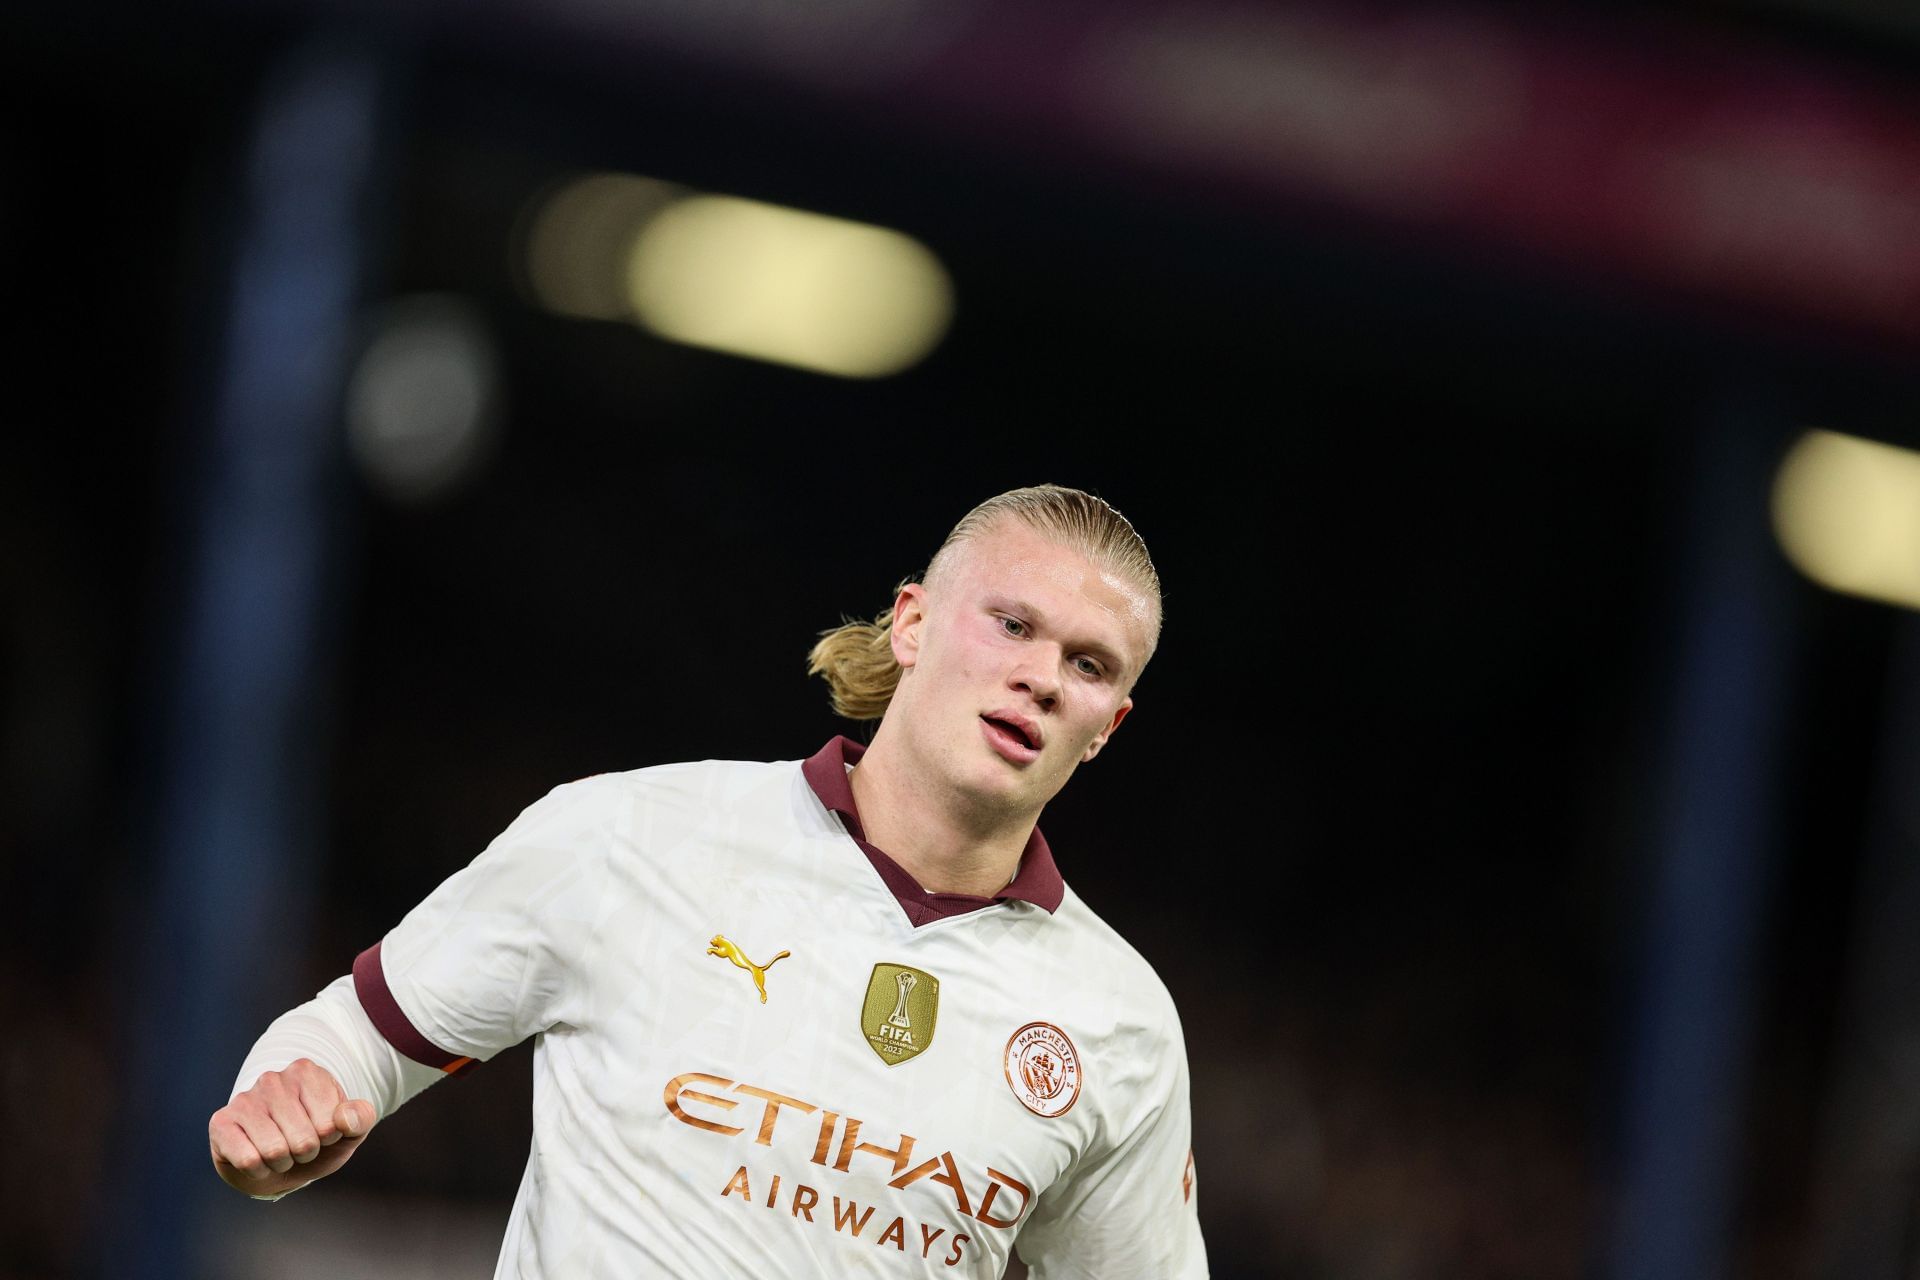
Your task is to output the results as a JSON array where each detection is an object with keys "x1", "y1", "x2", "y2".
[
  {"x1": 209, "y1": 774, "x2": 621, "y2": 1198},
  {"x1": 209, "y1": 974, "x2": 443, "y2": 1199}
]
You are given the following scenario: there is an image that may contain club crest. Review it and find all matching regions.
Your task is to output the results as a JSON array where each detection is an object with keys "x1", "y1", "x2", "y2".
[
  {"x1": 861, "y1": 963, "x2": 939, "y2": 1066},
  {"x1": 1004, "y1": 1022, "x2": 1082, "y2": 1117}
]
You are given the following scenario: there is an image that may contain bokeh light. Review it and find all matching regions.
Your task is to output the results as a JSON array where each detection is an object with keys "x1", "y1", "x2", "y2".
[
  {"x1": 1772, "y1": 429, "x2": 1920, "y2": 610},
  {"x1": 519, "y1": 172, "x2": 952, "y2": 378},
  {"x1": 519, "y1": 173, "x2": 685, "y2": 322},
  {"x1": 345, "y1": 294, "x2": 503, "y2": 503},
  {"x1": 626, "y1": 194, "x2": 953, "y2": 379}
]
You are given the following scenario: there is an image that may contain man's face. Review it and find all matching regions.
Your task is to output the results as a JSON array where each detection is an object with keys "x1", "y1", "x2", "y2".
[{"x1": 886, "y1": 520, "x2": 1155, "y2": 818}]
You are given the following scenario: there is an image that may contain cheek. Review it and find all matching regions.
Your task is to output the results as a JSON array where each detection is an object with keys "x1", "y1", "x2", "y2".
[
  {"x1": 1061, "y1": 698, "x2": 1109, "y2": 747},
  {"x1": 944, "y1": 633, "x2": 994, "y2": 684},
  {"x1": 916, "y1": 646, "x2": 986, "y2": 713}
]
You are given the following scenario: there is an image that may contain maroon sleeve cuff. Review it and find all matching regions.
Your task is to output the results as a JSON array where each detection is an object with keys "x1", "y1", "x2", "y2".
[{"x1": 353, "y1": 942, "x2": 478, "y2": 1077}]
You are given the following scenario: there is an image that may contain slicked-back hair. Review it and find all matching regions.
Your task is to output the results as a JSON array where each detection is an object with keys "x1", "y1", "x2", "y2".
[{"x1": 806, "y1": 485, "x2": 1161, "y2": 721}]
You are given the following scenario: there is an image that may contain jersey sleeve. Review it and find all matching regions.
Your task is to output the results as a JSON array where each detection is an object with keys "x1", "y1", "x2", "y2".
[
  {"x1": 227, "y1": 973, "x2": 447, "y2": 1200},
  {"x1": 234, "y1": 973, "x2": 444, "y2": 1117},
  {"x1": 1014, "y1": 1005, "x2": 1208, "y2": 1280},
  {"x1": 353, "y1": 775, "x2": 625, "y2": 1071}
]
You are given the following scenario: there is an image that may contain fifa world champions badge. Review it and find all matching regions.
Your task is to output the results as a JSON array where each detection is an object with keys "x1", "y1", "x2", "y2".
[
  {"x1": 861, "y1": 963, "x2": 940, "y2": 1065},
  {"x1": 1003, "y1": 1022, "x2": 1083, "y2": 1117}
]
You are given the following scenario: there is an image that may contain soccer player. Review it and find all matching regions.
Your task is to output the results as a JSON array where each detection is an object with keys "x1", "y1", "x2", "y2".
[{"x1": 209, "y1": 484, "x2": 1208, "y2": 1278}]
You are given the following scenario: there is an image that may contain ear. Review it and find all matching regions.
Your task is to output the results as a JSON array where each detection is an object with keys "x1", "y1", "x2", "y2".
[
  {"x1": 1080, "y1": 696, "x2": 1133, "y2": 763},
  {"x1": 889, "y1": 583, "x2": 929, "y2": 671}
]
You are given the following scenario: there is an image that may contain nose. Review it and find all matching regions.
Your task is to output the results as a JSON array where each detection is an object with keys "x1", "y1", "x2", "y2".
[{"x1": 1010, "y1": 649, "x2": 1061, "y2": 711}]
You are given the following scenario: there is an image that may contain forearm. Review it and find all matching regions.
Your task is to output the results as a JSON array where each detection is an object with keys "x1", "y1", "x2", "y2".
[{"x1": 232, "y1": 973, "x2": 442, "y2": 1119}]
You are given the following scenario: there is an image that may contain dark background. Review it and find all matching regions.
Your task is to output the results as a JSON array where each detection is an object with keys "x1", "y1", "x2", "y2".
[{"x1": 6, "y1": 1, "x2": 1920, "y2": 1277}]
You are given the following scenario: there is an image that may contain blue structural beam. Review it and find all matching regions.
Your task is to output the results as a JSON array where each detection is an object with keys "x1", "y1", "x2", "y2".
[
  {"x1": 102, "y1": 40, "x2": 388, "y2": 1280},
  {"x1": 1606, "y1": 402, "x2": 1798, "y2": 1280}
]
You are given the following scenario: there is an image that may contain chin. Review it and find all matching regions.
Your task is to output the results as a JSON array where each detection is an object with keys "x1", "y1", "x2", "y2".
[
  {"x1": 955, "y1": 752, "x2": 1043, "y2": 806},
  {"x1": 1000, "y1": 761, "x2": 1081, "y2": 812}
]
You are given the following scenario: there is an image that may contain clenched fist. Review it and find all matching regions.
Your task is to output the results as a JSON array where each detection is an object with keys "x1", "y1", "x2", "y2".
[{"x1": 210, "y1": 1058, "x2": 377, "y2": 1198}]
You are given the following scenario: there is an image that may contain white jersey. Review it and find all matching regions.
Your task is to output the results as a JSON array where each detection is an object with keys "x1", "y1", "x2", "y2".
[{"x1": 354, "y1": 737, "x2": 1206, "y2": 1279}]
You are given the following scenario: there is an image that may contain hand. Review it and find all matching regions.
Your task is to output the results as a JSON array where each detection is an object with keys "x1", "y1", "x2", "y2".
[{"x1": 209, "y1": 1058, "x2": 377, "y2": 1198}]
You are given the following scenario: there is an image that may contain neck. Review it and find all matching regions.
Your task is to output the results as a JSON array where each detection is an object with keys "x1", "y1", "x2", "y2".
[{"x1": 849, "y1": 724, "x2": 1036, "y2": 898}]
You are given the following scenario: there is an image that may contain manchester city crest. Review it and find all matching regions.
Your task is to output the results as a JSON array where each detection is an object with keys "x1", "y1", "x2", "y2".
[
  {"x1": 1003, "y1": 1021, "x2": 1082, "y2": 1117},
  {"x1": 861, "y1": 963, "x2": 939, "y2": 1066}
]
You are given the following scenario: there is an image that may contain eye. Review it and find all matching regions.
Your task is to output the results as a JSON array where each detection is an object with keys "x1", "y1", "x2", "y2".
[
  {"x1": 1073, "y1": 656, "x2": 1105, "y2": 679},
  {"x1": 999, "y1": 616, "x2": 1027, "y2": 638}
]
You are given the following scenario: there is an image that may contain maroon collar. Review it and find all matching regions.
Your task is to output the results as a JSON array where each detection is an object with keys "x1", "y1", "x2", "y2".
[{"x1": 801, "y1": 736, "x2": 1065, "y2": 926}]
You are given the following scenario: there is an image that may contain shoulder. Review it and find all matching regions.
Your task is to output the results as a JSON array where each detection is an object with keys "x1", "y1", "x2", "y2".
[
  {"x1": 546, "y1": 756, "x2": 798, "y2": 812},
  {"x1": 1055, "y1": 888, "x2": 1179, "y2": 997},
  {"x1": 519, "y1": 756, "x2": 812, "y2": 850},
  {"x1": 462, "y1": 757, "x2": 804, "y2": 895},
  {"x1": 1016, "y1": 889, "x2": 1191, "y2": 1138},
  {"x1": 1047, "y1": 887, "x2": 1186, "y2": 1043}
]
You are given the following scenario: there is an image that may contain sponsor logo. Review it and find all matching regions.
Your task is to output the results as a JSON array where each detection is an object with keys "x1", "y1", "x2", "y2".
[
  {"x1": 663, "y1": 1071, "x2": 1033, "y2": 1235},
  {"x1": 707, "y1": 934, "x2": 790, "y2": 1004},
  {"x1": 861, "y1": 963, "x2": 940, "y2": 1066},
  {"x1": 1003, "y1": 1022, "x2": 1082, "y2": 1118},
  {"x1": 717, "y1": 1164, "x2": 973, "y2": 1268}
]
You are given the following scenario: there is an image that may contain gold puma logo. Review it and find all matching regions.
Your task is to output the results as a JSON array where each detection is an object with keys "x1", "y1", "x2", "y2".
[{"x1": 707, "y1": 934, "x2": 791, "y2": 1004}]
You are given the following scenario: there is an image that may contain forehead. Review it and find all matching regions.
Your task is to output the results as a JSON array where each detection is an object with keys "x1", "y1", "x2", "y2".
[{"x1": 943, "y1": 522, "x2": 1156, "y2": 661}]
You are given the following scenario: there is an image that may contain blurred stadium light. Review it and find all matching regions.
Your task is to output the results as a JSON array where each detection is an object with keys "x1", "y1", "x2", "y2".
[
  {"x1": 628, "y1": 195, "x2": 952, "y2": 378},
  {"x1": 520, "y1": 175, "x2": 953, "y2": 378},
  {"x1": 518, "y1": 172, "x2": 685, "y2": 322},
  {"x1": 346, "y1": 293, "x2": 503, "y2": 503},
  {"x1": 1773, "y1": 430, "x2": 1920, "y2": 611}
]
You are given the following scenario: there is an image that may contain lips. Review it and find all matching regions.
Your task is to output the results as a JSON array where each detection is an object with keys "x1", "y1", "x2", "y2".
[{"x1": 981, "y1": 712, "x2": 1043, "y2": 764}]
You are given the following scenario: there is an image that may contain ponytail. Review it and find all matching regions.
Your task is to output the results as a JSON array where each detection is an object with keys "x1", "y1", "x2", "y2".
[{"x1": 805, "y1": 584, "x2": 910, "y2": 721}]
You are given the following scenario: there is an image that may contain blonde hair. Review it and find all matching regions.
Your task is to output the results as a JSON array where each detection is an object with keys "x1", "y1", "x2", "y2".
[{"x1": 807, "y1": 485, "x2": 1161, "y2": 721}]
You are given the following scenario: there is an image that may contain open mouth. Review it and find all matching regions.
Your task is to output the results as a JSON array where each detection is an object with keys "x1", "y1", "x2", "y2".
[{"x1": 981, "y1": 714, "x2": 1041, "y2": 758}]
